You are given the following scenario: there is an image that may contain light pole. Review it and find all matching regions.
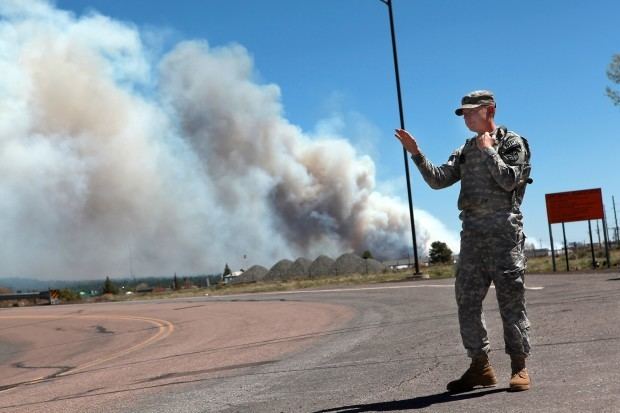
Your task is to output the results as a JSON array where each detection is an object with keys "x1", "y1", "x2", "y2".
[{"x1": 379, "y1": 0, "x2": 421, "y2": 274}]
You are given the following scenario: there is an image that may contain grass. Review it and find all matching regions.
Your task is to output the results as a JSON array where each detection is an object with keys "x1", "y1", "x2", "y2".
[
  {"x1": 71, "y1": 245, "x2": 620, "y2": 303},
  {"x1": 79, "y1": 264, "x2": 456, "y2": 302},
  {"x1": 211, "y1": 265, "x2": 456, "y2": 296},
  {"x1": 526, "y1": 245, "x2": 620, "y2": 273},
  {"x1": 182, "y1": 246, "x2": 619, "y2": 297}
]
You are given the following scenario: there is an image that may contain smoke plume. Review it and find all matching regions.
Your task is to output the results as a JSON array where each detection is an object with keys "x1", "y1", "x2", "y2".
[{"x1": 0, "y1": 0, "x2": 458, "y2": 279}]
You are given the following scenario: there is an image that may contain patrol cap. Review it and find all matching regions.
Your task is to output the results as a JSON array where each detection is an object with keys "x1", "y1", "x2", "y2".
[{"x1": 455, "y1": 90, "x2": 496, "y2": 116}]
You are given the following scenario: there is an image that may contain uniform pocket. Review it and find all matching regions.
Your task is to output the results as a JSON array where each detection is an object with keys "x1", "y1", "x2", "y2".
[{"x1": 496, "y1": 230, "x2": 527, "y2": 273}]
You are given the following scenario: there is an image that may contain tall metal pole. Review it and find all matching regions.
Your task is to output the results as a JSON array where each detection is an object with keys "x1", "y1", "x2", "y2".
[
  {"x1": 588, "y1": 220, "x2": 596, "y2": 269},
  {"x1": 548, "y1": 222, "x2": 556, "y2": 272},
  {"x1": 380, "y1": 0, "x2": 420, "y2": 274},
  {"x1": 602, "y1": 208, "x2": 611, "y2": 268},
  {"x1": 562, "y1": 222, "x2": 569, "y2": 272},
  {"x1": 613, "y1": 196, "x2": 619, "y2": 245}
]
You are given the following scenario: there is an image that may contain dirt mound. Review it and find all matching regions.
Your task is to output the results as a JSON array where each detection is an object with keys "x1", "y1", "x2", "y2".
[
  {"x1": 365, "y1": 258, "x2": 387, "y2": 274},
  {"x1": 264, "y1": 259, "x2": 293, "y2": 281},
  {"x1": 332, "y1": 253, "x2": 366, "y2": 275},
  {"x1": 231, "y1": 265, "x2": 268, "y2": 284},
  {"x1": 287, "y1": 257, "x2": 312, "y2": 279},
  {"x1": 308, "y1": 255, "x2": 335, "y2": 278}
]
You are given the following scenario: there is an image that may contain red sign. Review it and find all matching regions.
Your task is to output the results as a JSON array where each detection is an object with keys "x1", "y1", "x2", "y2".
[{"x1": 545, "y1": 188, "x2": 604, "y2": 224}]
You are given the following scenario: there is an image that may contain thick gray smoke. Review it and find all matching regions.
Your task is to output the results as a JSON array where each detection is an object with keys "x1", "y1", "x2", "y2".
[{"x1": 0, "y1": 1, "x2": 458, "y2": 279}]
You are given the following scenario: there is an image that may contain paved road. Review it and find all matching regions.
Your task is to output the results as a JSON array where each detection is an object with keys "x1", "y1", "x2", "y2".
[{"x1": 1, "y1": 272, "x2": 619, "y2": 412}]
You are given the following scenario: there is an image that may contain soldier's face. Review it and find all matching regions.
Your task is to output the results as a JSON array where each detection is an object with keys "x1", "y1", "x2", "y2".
[{"x1": 463, "y1": 106, "x2": 488, "y2": 132}]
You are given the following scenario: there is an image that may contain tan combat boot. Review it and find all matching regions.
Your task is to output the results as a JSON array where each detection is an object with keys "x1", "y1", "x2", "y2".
[
  {"x1": 446, "y1": 355, "x2": 498, "y2": 393},
  {"x1": 509, "y1": 355, "x2": 530, "y2": 391}
]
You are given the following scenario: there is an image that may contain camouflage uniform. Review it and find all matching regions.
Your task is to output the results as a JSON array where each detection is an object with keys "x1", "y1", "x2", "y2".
[{"x1": 412, "y1": 125, "x2": 531, "y2": 358}]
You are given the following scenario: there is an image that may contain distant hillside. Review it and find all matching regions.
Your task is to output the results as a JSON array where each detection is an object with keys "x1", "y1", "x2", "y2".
[
  {"x1": 0, "y1": 277, "x2": 52, "y2": 292},
  {"x1": 0, "y1": 274, "x2": 221, "y2": 293}
]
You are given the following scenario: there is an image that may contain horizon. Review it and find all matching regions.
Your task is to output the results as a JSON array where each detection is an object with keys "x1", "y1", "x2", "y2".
[{"x1": 1, "y1": 0, "x2": 619, "y2": 280}]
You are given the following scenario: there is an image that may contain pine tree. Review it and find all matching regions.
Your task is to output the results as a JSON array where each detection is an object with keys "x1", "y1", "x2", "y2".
[
  {"x1": 102, "y1": 276, "x2": 119, "y2": 294},
  {"x1": 429, "y1": 241, "x2": 453, "y2": 264}
]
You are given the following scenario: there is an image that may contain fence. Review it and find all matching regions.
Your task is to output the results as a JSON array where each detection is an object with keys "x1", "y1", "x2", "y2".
[{"x1": 0, "y1": 289, "x2": 60, "y2": 306}]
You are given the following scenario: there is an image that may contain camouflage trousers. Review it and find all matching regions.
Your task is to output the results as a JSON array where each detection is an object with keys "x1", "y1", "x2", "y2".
[{"x1": 455, "y1": 212, "x2": 531, "y2": 358}]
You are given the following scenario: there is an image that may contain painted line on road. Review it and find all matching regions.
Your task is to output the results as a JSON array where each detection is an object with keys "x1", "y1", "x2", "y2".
[
  {"x1": 62, "y1": 315, "x2": 175, "y2": 375},
  {"x1": 210, "y1": 284, "x2": 453, "y2": 299},
  {"x1": 0, "y1": 314, "x2": 174, "y2": 392},
  {"x1": 209, "y1": 283, "x2": 544, "y2": 298}
]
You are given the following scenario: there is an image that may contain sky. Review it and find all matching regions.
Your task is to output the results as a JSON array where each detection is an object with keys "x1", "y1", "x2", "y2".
[{"x1": 1, "y1": 0, "x2": 619, "y2": 280}]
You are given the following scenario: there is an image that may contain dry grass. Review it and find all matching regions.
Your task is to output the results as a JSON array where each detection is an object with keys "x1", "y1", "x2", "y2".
[
  {"x1": 79, "y1": 265, "x2": 455, "y2": 302},
  {"x1": 194, "y1": 248, "x2": 620, "y2": 298},
  {"x1": 526, "y1": 246, "x2": 620, "y2": 273},
  {"x1": 212, "y1": 267, "x2": 454, "y2": 296},
  {"x1": 80, "y1": 246, "x2": 620, "y2": 302}
]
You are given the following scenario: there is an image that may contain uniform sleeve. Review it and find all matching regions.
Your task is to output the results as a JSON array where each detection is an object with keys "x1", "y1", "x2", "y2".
[
  {"x1": 482, "y1": 136, "x2": 528, "y2": 192},
  {"x1": 411, "y1": 147, "x2": 462, "y2": 189}
]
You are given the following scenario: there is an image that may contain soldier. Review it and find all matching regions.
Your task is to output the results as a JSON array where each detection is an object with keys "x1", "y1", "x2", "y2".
[{"x1": 394, "y1": 90, "x2": 532, "y2": 392}]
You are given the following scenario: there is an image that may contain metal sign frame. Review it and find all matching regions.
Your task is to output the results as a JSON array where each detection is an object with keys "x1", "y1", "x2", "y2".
[{"x1": 545, "y1": 188, "x2": 610, "y2": 271}]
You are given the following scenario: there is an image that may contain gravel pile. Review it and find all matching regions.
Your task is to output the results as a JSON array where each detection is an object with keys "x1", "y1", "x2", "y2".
[
  {"x1": 308, "y1": 255, "x2": 335, "y2": 278},
  {"x1": 264, "y1": 259, "x2": 293, "y2": 281},
  {"x1": 233, "y1": 254, "x2": 387, "y2": 284},
  {"x1": 287, "y1": 257, "x2": 312, "y2": 279},
  {"x1": 231, "y1": 265, "x2": 268, "y2": 284},
  {"x1": 365, "y1": 258, "x2": 387, "y2": 274},
  {"x1": 332, "y1": 253, "x2": 366, "y2": 275},
  {"x1": 329, "y1": 254, "x2": 387, "y2": 276}
]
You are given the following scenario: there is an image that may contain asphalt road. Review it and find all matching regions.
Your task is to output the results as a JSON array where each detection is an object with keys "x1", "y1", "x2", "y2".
[{"x1": 1, "y1": 272, "x2": 619, "y2": 412}]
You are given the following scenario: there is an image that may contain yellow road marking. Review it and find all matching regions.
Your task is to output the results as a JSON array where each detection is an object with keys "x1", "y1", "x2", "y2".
[{"x1": 0, "y1": 314, "x2": 174, "y2": 390}]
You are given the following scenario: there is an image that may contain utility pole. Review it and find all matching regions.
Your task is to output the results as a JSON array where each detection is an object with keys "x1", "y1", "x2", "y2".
[
  {"x1": 613, "y1": 196, "x2": 619, "y2": 245},
  {"x1": 379, "y1": 0, "x2": 421, "y2": 275},
  {"x1": 129, "y1": 245, "x2": 135, "y2": 282}
]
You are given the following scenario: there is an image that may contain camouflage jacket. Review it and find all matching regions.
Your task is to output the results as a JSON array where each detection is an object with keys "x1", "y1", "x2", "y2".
[{"x1": 412, "y1": 126, "x2": 531, "y2": 214}]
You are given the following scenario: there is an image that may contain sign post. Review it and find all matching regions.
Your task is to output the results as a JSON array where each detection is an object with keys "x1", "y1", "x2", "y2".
[
  {"x1": 588, "y1": 220, "x2": 596, "y2": 269},
  {"x1": 545, "y1": 188, "x2": 608, "y2": 271},
  {"x1": 561, "y1": 222, "x2": 569, "y2": 271},
  {"x1": 548, "y1": 222, "x2": 557, "y2": 272}
]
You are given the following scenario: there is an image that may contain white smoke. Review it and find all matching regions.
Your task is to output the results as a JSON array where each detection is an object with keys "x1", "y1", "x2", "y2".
[{"x1": 0, "y1": 0, "x2": 458, "y2": 279}]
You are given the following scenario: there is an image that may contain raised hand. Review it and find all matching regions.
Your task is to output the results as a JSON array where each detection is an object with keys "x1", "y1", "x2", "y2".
[{"x1": 394, "y1": 128, "x2": 421, "y2": 156}]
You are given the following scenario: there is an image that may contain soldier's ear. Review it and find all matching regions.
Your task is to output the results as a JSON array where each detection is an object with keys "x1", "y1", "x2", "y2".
[{"x1": 486, "y1": 105, "x2": 496, "y2": 119}]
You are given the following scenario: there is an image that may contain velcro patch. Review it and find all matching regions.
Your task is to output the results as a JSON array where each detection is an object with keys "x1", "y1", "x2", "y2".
[{"x1": 502, "y1": 139, "x2": 523, "y2": 163}]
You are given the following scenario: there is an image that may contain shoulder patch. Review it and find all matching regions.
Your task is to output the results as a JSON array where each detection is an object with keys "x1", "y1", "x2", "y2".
[
  {"x1": 504, "y1": 138, "x2": 521, "y2": 151},
  {"x1": 501, "y1": 136, "x2": 525, "y2": 164},
  {"x1": 503, "y1": 149, "x2": 521, "y2": 163}
]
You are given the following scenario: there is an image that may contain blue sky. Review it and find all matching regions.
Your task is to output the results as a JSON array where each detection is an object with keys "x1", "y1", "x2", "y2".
[{"x1": 54, "y1": 0, "x2": 620, "y2": 252}]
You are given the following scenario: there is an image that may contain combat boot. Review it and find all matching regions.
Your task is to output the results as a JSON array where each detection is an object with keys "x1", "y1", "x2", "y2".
[
  {"x1": 509, "y1": 355, "x2": 530, "y2": 392},
  {"x1": 446, "y1": 354, "x2": 497, "y2": 393}
]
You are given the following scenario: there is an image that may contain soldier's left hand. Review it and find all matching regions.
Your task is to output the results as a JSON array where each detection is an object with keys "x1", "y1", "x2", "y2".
[{"x1": 476, "y1": 132, "x2": 495, "y2": 149}]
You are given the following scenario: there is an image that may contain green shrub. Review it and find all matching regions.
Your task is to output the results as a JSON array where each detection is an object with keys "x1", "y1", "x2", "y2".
[{"x1": 58, "y1": 288, "x2": 81, "y2": 302}]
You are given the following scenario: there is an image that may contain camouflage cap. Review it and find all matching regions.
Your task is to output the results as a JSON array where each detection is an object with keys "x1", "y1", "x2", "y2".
[{"x1": 455, "y1": 90, "x2": 496, "y2": 116}]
